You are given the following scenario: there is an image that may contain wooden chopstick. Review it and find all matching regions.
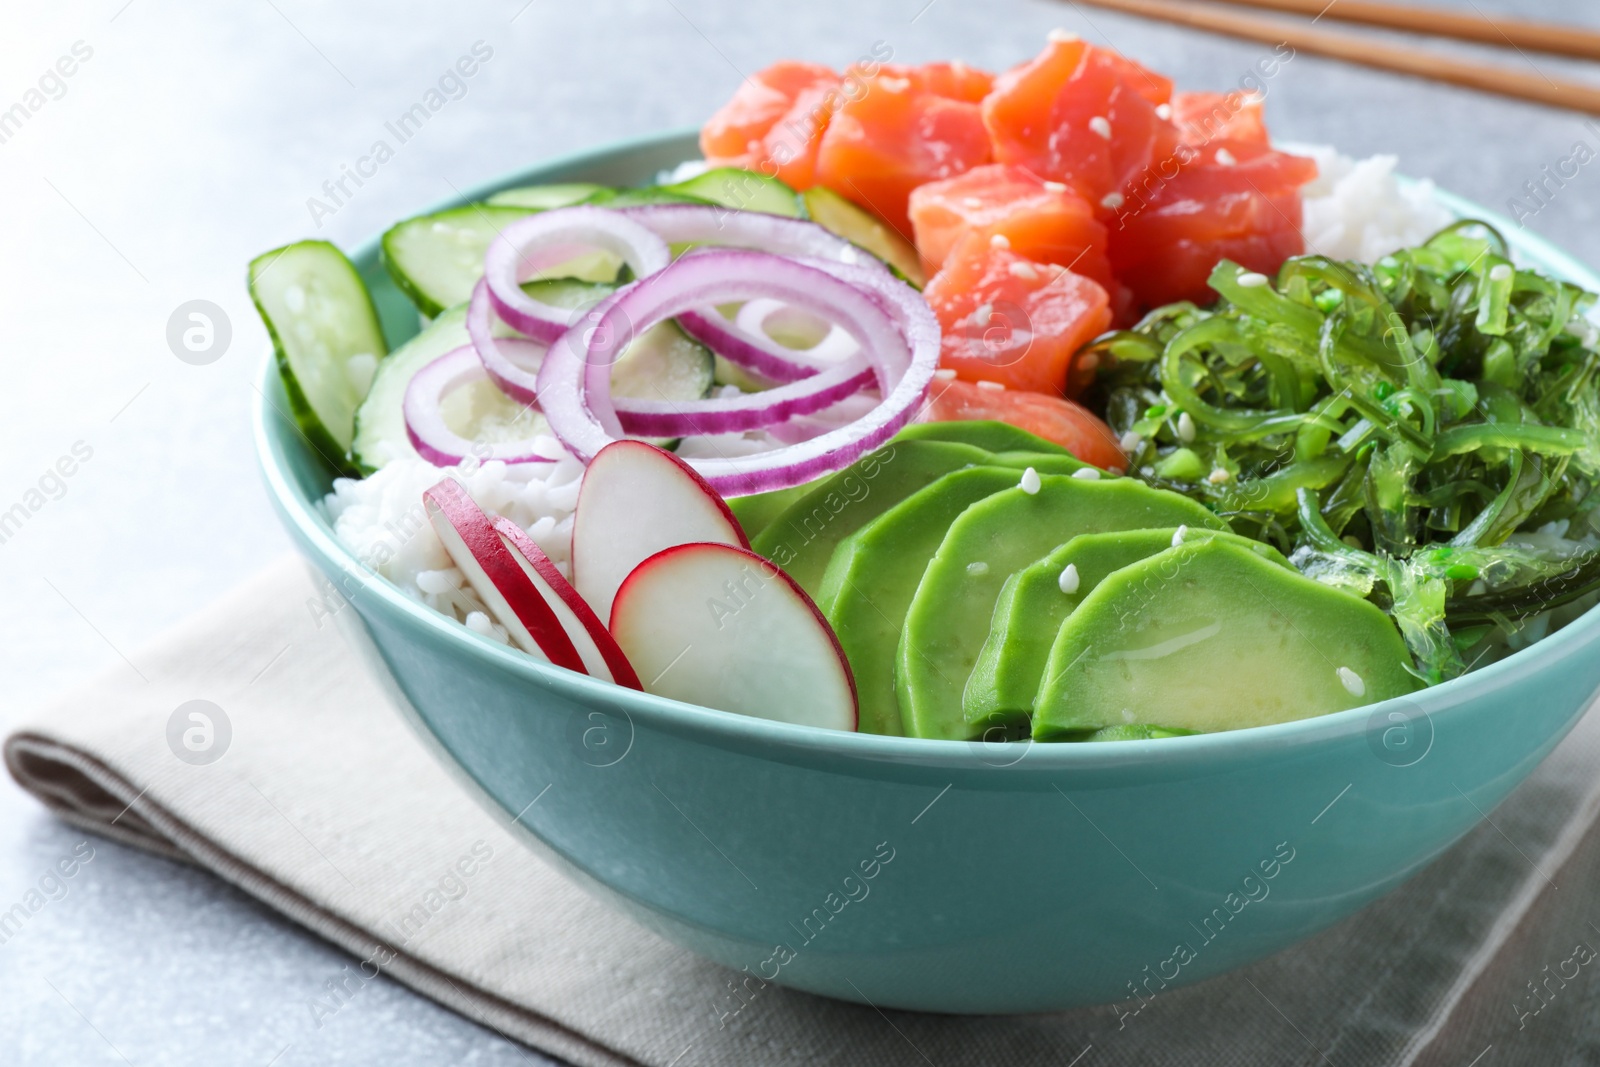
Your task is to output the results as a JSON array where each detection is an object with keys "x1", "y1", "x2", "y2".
[
  {"x1": 1071, "y1": 0, "x2": 1600, "y2": 116},
  {"x1": 1192, "y1": 0, "x2": 1600, "y2": 62}
]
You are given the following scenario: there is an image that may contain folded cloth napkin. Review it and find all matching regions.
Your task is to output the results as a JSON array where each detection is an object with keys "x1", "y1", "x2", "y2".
[{"x1": 7, "y1": 556, "x2": 1600, "y2": 1066}]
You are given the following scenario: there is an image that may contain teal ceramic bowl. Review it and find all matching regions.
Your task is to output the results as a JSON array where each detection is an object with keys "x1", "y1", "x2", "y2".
[{"x1": 255, "y1": 130, "x2": 1600, "y2": 1014}]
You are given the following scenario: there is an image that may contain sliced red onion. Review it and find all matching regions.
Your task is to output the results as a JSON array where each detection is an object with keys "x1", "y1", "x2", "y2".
[
  {"x1": 761, "y1": 390, "x2": 883, "y2": 445},
  {"x1": 617, "y1": 204, "x2": 891, "y2": 383},
  {"x1": 537, "y1": 250, "x2": 936, "y2": 495},
  {"x1": 614, "y1": 356, "x2": 874, "y2": 437},
  {"x1": 404, "y1": 345, "x2": 556, "y2": 466},
  {"x1": 467, "y1": 279, "x2": 551, "y2": 404},
  {"x1": 483, "y1": 207, "x2": 670, "y2": 342}
]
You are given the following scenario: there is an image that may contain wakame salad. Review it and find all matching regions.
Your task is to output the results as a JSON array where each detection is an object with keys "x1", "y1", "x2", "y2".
[{"x1": 1091, "y1": 223, "x2": 1600, "y2": 685}]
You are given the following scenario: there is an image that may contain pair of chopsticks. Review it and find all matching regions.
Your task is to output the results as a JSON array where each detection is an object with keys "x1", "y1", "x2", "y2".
[{"x1": 1071, "y1": 0, "x2": 1600, "y2": 115}]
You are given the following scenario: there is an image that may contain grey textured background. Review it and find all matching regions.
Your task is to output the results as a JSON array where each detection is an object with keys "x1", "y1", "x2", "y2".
[{"x1": 0, "y1": 0, "x2": 1596, "y2": 1062}]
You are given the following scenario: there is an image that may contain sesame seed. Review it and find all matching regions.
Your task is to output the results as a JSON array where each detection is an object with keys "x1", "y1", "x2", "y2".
[
  {"x1": 973, "y1": 302, "x2": 993, "y2": 327},
  {"x1": 1177, "y1": 411, "x2": 1196, "y2": 443},
  {"x1": 1337, "y1": 667, "x2": 1366, "y2": 697},
  {"x1": 1008, "y1": 261, "x2": 1039, "y2": 281},
  {"x1": 1155, "y1": 103, "x2": 1173, "y2": 120},
  {"x1": 1048, "y1": 27, "x2": 1079, "y2": 42},
  {"x1": 1237, "y1": 271, "x2": 1270, "y2": 288},
  {"x1": 1215, "y1": 148, "x2": 1237, "y2": 167},
  {"x1": 1140, "y1": 466, "x2": 1155, "y2": 477},
  {"x1": 977, "y1": 379, "x2": 1005, "y2": 391},
  {"x1": 963, "y1": 196, "x2": 985, "y2": 208},
  {"x1": 1020, "y1": 466, "x2": 1042, "y2": 494},
  {"x1": 1089, "y1": 116, "x2": 1113, "y2": 139},
  {"x1": 1044, "y1": 180, "x2": 1069, "y2": 193},
  {"x1": 933, "y1": 367, "x2": 957, "y2": 381},
  {"x1": 880, "y1": 76, "x2": 911, "y2": 93},
  {"x1": 1171, "y1": 525, "x2": 1188, "y2": 547},
  {"x1": 1071, "y1": 467, "x2": 1101, "y2": 480},
  {"x1": 1059, "y1": 563, "x2": 1081, "y2": 594},
  {"x1": 967, "y1": 561, "x2": 990, "y2": 577},
  {"x1": 1207, "y1": 468, "x2": 1231, "y2": 484},
  {"x1": 1119, "y1": 431, "x2": 1144, "y2": 453},
  {"x1": 1490, "y1": 263, "x2": 1513, "y2": 282},
  {"x1": 1101, "y1": 192, "x2": 1125, "y2": 210},
  {"x1": 989, "y1": 233, "x2": 1011, "y2": 250},
  {"x1": 1107, "y1": 467, "x2": 1125, "y2": 476}
]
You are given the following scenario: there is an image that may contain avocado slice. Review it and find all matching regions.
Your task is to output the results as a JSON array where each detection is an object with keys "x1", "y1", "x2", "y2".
[
  {"x1": 726, "y1": 482, "x2": 813, "y2": 540},
  {"x1": 1033, "y1": 539, "x2": 1420, "y2": 739},
  {"x1": 817, "y1": 466, "x2": 1039, "y2": 736},
  {"x1": 1083, "y1": 724, "x2": 1199, "y2": 741},
  {"x1": 895, "y1": 419, "x2": 1075, "y2": 458},
  {"x1": 898, "y1": 477, "x2": 1224, "y2": 741},
  {"x1": 963, "y1": 528, "x2": 1289, "y2": 729},
  {"x1": 750, "y1": 440, "x2": 1081, "y2": 597}
]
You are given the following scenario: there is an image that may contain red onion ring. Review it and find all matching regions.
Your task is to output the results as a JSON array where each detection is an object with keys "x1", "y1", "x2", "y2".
[
  {"x1": 403, "y1": 346, "x2": 557, "y2": 466},
  {"x1": 483, "y1": 207, "x2": 670, "y2": 342},
  {"x1": 536, "y1": 250, "x2": 936, "y2": 495}
]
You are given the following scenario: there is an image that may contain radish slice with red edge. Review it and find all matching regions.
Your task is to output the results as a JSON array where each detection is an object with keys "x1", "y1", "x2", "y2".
[
  {"x1": 483, "y1": 207, "x2": 669, "y2": 343},
  {"x1": 404, "y1": 345, "x2": 555, "y2": 466},
  {"x1": 571, "y1": 439, "x2": 748, "y2": 625},
  {"x1": 609, "y1": 542, "x2": 857, "y2": 731},
  {"x1": 423, "y1": 479, "x2": 587, "y2": 672},
  {"x1": 491, "y1": 517, "x2": 642, "y2": 689},
  {"x1": 537, "y1": 249, "x2": 937, "y2": 495}
]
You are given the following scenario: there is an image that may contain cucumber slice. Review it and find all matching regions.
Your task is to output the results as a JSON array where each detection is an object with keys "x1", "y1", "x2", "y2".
[
  {"x1": 613, "y1": 319, "x2": 715, "y2": 405},
  {"x1": 380, "y1": 204, "x2": 621, "y2": 318},
  {"x1": 486, "y1": 182, "x2": 606, "y2": 210},
  {"x1": 351, "y1": 281, "x2": 713, "y2": 471},
  {"x1": 352, "y1": 305, "x2": 472, "y2": 472},
  {"x1": 662, "y1": 168, "x2": 805, "y2": 218},
  {"x1": 581, "y1": 187, "x2": 712, "y2": 209},
  {"x1": 250, "y1": 240, "x2": 387, "y2": 466},
  {"x1": 803, "y1": 186, "x2": 925, "y2": 288}
]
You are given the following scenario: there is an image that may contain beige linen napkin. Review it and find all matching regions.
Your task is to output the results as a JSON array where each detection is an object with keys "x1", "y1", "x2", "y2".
[{"x1": 8, "y1": 556, "x2": 1600, "y2": 1066}]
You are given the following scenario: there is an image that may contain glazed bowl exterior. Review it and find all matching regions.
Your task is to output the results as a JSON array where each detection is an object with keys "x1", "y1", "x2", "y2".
[{"x1": 254, "y1": 130, "x2": 1600, "y2": 1013}]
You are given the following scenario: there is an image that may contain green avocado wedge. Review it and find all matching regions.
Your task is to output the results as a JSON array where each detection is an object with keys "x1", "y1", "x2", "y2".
[
  {"x1": 898, "y1": 477, "x2": 1224, "y2": 741},
  {"x1": 963, "y1": 528, "x2": 1289, "y2": 730},
  {"x1": 817, "y1": 466, "x2": 1037, "y2": 736},
  {"x1": 1032, "y1": 539, "x2": 1420, "y2": 740},
  {"x1": 749, "y1": 439, "x2": 1082, "y2": 597},
  {"x1": 895, "y1": 419, "x2": 1075, "y2": 459}
]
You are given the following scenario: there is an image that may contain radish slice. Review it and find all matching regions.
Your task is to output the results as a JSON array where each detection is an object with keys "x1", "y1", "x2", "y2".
[
  {"x1": 538, "y1": 249, "x2": 935, "y2": 496},
  {"x1": 483, "y1": 207, "x2": 669, "y2": 343},
  {"x1": 610, "y1": 542, "x2": 858, "y2": 731},
  {"x1": 492, "y1": 517, "x2": 642, "y2": 689},
  {"x1": 404, "y1": 345, "x2": 555, "y2": 466},
  {"x1": 571, "y1": 440, "x2": 749, "y2": 624},
  {"x1": 423, "y1": 480, "x2": 586, "y2": 672}
]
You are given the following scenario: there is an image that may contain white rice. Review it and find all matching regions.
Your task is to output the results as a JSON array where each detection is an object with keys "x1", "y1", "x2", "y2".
[
  {"x1": 1299, "y1": 147, "x2": 1455, "y2": 264},
  {"x1": 325, "y1": 146, "x2": 1458, "y2": 636}
]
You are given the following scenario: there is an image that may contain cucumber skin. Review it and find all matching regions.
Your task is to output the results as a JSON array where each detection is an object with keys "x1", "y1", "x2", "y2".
[
  {"x1": 250, "y1": 241, "x2": 386, "y2": 476},
  {"x1": 379, "y1": 205, "x2": 533, "y2": 318}
]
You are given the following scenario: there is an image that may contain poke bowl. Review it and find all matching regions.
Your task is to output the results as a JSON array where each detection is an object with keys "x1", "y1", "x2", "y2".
[{"x1": 252, "y1": 41, "x2": 1600, "y2": 1014}]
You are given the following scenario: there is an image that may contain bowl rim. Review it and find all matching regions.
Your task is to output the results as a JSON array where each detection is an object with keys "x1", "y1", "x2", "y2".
[{"x1": 254, "y1": 127, "x2": 1600, "y2": 771}]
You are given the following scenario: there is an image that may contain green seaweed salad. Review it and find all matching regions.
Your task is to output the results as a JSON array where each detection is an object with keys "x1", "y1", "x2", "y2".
[{"x1": 1085, "y1": 221, "x2": 1600, "y2": 684}]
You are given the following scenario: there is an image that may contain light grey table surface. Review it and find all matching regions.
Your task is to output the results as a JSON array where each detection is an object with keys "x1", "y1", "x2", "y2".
[{"x1": 1, "y1": 0, "x2": 1597, "y2": 1062}]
